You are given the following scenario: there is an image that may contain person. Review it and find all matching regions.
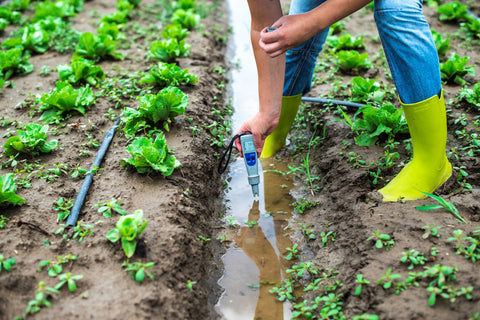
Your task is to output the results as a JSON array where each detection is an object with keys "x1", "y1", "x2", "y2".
[{"x1": 235, "y1": 0, "x2": 452, "y2": 202}]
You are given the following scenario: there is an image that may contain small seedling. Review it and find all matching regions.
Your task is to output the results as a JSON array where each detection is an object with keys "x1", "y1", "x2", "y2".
[
  {"x1": 0, "y1": 254, "x2": 16, "y2": 272},
  {"x1": 94, "y1": 197, "x2": 127, "y2": 218},
  {"x1": 299, "y1": 223, "x2": 316, "y2": 240},
  {"x1": 38, "y1": 254, "x2": 77, "y2": 277},
  {"x1": 0, "y1": 215, "x2": 10, "y2": 228},
  {"x1": 416, "y1": 192, "x2": 467, "y2": 223},
  {"x1": 366, "y1": 230, "x2": 395, "y2": 250},
  {"x1": 320, "y1": 231, "x2": 336, "y2": 247},
  {"x1": 355, "y1": 274, "x2": 370, "y2": 296},
  {"x1": 245, "y1": 220, "x2": 257, "y2": 228},
  {"x1": 54, "y1": 273, "x2": 83, "y2": 292},
  {"x1": 24, "y1": 281, "x2": 59, "y2": 316},
  {"x1": 421, "y1": 224, "x2": 442, "y2": 239},
  {"x1": 122, "y1": 260, "x2": 154, "y2": 282},
  {"x1": 198, "y1": 235, "x2": 210, "y2": 243},
  {"x1": 400, "y1": 249, "x2": 428, "y2": 270},
  {"x1": 53, "y1": 197, "x2": 74, "y2": 222},
  {"x1": 56, "y1": 222, "x2": 95, "y2": 243},
  {"x1": 106, "y1": 209, "x2": 147, "y2": 258},
  {"x1": 186, "y1": 280, "x2": 197, "y2": 291},
  {"x1": 377, "y1": 268, "x2": 402, "y2": 289},
  {"x1": 285, "y1": 243, "x2": 300, "y2": 261}
]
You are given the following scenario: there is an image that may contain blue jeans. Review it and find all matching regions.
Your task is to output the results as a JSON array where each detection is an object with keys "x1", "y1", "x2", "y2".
[{"x1": 283, "y1": 0, "x2": 441, "y2": 104}]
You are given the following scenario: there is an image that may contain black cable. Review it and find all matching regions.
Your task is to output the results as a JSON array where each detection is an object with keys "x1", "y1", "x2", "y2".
[{"x1": 217, "y1": 131, "x2": 251, "y2": 174}]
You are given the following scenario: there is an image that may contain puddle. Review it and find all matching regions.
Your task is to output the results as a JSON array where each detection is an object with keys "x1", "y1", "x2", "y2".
[{"x1": 215, "y1": 1, "x2": 297, "y2": 318}]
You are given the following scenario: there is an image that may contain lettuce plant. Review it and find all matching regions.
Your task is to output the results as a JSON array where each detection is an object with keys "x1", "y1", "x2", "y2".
[
  {"x1": 8, "y1": 0, "x2": 29, "y2": 11},
  {"x1": 352, "y1": 104, "x2": 408, "y2": 146},
  {"x1": 458, "y1": 82, "x2": 480, "y2": 110},
  {"x1": 161, "y1": 23, "x2": 190, "y2": 41},
  {"x1": 2, "y1": 24, "x2": 51, "y2": 54},
  {"x1": 440, "y1": 53, "x2": 476, "y2": 86},
  {"x1": 0, "y1": 173, "x2": 25, "y2": 206},
  {"x1": 121, "y1": 134, "x2": 181, "y2": 175},
  {"x1": 33, "y1": 0, "x2": 79, "y2": 22},
  {"x1": 327, "y1": 33, "x2": 365, "y2": 51},
  {"x1": 3, "y1": 123, "x2": 58, "y2": 156},
  {"x1": 0, "y1": 6, "x2": 21, "y2": 24},
  {"x1": 73, "y1": 32, "x2": 123, "y2": 62},
  {"x1": 39, "y1": 81, "x2": 96, "y2": 123},
  {"x1": 461, "y1": 19, "x2": 480, "y2": 39},
  {"x1": 0, "y1": 18, "x2": 8, "y2": 31},
  {"x1": 58, "y1": 58, "x2": 105, "y2": 86},
  {"x1": 149, "y1": 38, "x2": 190, "y2": 62},
  {"x1": 350, "y1": 76, "x2": 384, "y2": 103},
  {"x1": 100, "y1": 10, "x2": 129, "y2": 24},
  {"x1": 97, "y1": 22, "x2": 122, "y2": 40},
  {"x1": 437, "y1": 1, "x2": 473, "y2": 22},
  {"x1": 0, "y1": 47, "x2": 34, "y2": 79},
  {"x1": 140, "y1": 61, "x2": 198, "y2": 87},
  {"x1": 106, "y1": 209, "x2": 148, "y2": 258},
  {"x1": 335, "y1": 50, "x2": 371, "y2": 73},
  {"x1": 122, "y1": 86, "x2": 188, "y2": 136},
  {"x1": 431, "y1": 30, "x2": 450, "y2": 56},
  {"x1": 170, "y1": 8, "x2": 200, "y2": 30}
]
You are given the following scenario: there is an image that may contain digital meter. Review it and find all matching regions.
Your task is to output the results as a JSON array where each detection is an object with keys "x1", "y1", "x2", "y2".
[{"x1": 240, "y1": 134, "x2": 260, "y2": 197}]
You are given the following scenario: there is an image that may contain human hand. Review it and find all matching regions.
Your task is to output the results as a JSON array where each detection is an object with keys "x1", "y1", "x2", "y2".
[
  {"x1": 234, "y1": 112, "x2": 279, "y2": 157},
  {"x1": 259, "y1": 13, "x2": 319, "y2": 57}
]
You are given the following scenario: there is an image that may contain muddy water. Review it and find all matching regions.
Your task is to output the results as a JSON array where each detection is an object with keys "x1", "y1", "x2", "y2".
[{"x1": 215, "y1": 1, "x2": 295, "y2": 319}]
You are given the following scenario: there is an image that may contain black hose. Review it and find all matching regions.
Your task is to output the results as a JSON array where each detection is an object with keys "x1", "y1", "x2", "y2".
[
  {"x1": 66, "y1": 119, "x2": 121, "y2": 226},
  {"x1": 301, "y1": 96, "x2": 365, "y2": 108}
]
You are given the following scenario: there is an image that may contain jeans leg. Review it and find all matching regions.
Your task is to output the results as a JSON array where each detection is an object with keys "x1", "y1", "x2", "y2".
[
  {"x1": 283, "y1": 0, "x2": 330, "y2": 96},
  {"x1": 374, "y1": 0, "x2": 441, "y2": 104}
]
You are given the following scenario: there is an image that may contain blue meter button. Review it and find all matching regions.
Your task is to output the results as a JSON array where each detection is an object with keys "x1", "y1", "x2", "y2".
[{"x1": 244, "y1": 152, "x2": 257, "y2": 166}]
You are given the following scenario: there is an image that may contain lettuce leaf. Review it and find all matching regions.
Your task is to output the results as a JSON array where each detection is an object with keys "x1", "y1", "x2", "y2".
[
  {"x1": 73, "y1": 32, "x2": 123, "y2": 62},
  {"x1": 149, "y1": 39, "x2": 190, "y2": 62},
  {"x1": 0, "y1": 47, "x2": 33, "y2": 79},
  {"x1": 0, "y1": 173, "x2": 25, "y2": 206},
  {"x1": 3, "y1": 123, "x2": 58, "y2": 156},
  {"x1": 122, "y1": 86, "x2": 188, "y2": 136},
  {"x1": 39, "y1": 81, "x2": 95, "y2": 123},
  {"x1": 58, "y1": 58, "x2": 105, "y2": 86},
  {"x1": 352, "y1": 104, "x2": 408, "y2": 146},
  {"x1": 140, "y1": 61, "x2": 197, "y2": 87},
  {"x1": 121, "y1": 134, "x2": 181, "y2": 175}
]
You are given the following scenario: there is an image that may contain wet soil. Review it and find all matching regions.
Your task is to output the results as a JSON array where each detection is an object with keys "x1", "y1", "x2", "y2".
[
  {"x1": 1, "y1": 0, "x2": 480, "y2": 319},
  {"x1": 279, "y1": 2, "x2": 480, "y2": 319},
  {"x1": 0, "y1": 0, "x2": 228, "y2": 319}
]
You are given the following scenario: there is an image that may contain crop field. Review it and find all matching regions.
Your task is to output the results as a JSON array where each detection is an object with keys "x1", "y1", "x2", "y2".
[{"x1": 0, "y1": 0, "x2": 479, "y2": 319}]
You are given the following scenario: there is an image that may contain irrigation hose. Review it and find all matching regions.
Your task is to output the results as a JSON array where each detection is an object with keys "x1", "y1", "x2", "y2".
[
  {"x1": 66, "y1": 118, "x2": 121, "y2": 227},
  {"x1": 301, "y1": 96, "x2": 365, "y2": 108}
]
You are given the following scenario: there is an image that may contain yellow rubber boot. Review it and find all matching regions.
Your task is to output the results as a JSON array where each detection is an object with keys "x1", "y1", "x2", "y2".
[
  {"x1": 260, "y1": 94, "x2": 302, "y2": 158},
  {"x1": 379, "y1": 91, "x2": 452, "y2": 201}
]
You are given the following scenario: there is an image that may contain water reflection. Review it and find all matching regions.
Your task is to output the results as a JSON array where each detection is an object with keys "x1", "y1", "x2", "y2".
[{"x1": 216, "y1": 159, "x2": 295, "y2": 320}]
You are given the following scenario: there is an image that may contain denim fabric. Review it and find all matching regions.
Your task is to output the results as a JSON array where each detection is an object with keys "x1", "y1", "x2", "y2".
[{"x1": 283, "y1": 0, "x2": 442, "y2": 104}]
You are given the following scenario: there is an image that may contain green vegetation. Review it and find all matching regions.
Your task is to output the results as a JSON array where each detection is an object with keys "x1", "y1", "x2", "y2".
[
  {"x1": 0, "y1": 173, "x2": 25, "y2": 206},
  {"x1": 0, "y1": 254, "x2": 16, "y2": 272},
  {"x1": 106, "y1": 209, "x2": 148, "y2": 258},
  {"x1": 121, "y1": 134, "x2": 181, "y2": 175},
  {"x1": 122, "y1": 260, "x2": 155, "y2": 282},
  {"x1": 3, "y1": 123, "x2": 58, "y2": 156}
]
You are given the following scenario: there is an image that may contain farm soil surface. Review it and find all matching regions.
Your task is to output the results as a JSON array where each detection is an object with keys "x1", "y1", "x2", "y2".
[
  {"x1": 0, "y1": 0, "x2": 229, "y2": 319},
  {"x1": 1, "y1": 0, "x2": 480, "y2": 320},
  {"x1": 282, "y1": 2, "x2": 480, "y2": 320}
]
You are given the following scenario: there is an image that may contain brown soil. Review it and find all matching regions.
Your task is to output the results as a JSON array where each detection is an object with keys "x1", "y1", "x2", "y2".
[
  {"x1": 1, "y1": 0, "x2": 480, "y2": 319},
  {"x1": 0, "y1": 0, "x2": 228, "y2": 319},
  {"x1": 281, "y1": 2, "x2": 480, "y2": 320}
]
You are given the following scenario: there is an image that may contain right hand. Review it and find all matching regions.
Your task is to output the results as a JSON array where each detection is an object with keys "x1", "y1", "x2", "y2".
[{"x1": 234, "y1": 112, "x2": 279, "y2": 157}]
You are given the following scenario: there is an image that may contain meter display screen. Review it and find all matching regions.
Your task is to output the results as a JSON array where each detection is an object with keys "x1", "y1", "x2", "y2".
[{"x1": 244, "y1": 140, "x2": 255, "y2": 151}]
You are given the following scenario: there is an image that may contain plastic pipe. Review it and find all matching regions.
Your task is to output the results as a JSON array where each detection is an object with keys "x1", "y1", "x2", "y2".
[
  {"x1": 301, "y1": 96, "x2": 365, "y2": 108},
  {"x1": 66, "y1": 119, "x2": 121, "y2": 226}
]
